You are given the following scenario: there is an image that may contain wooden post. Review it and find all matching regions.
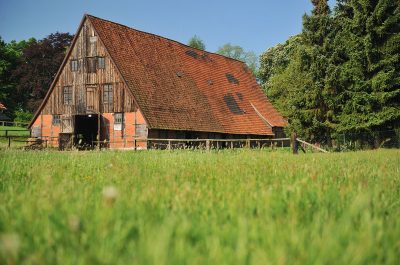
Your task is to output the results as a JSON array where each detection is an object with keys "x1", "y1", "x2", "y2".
[
  {"x1": 168, "y1": 140, "x2": 171, "y2": 150},
  {"x1": 134, "y1": 139, "x2": 137, "y2": 151},
  {"x1": 246, "y1": 139, "x2": 250, "y2": 149},
  {"x1": 291, "y1": 132, "x2": 298, "y2": 154},
  {"x1": 206, "y1": 139, "x2": 210, "y2": 151},
  {"x1": 97, "y1": 113, "x2": 101, "y2": 150},
  {"x1": 8, "y1": 137, "x2": 11, "y2": 148}
]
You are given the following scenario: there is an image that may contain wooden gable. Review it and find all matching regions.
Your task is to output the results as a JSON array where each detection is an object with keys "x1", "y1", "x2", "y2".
[{"x1": 34, "y1": 17, "x2": 137, "y2": 120}]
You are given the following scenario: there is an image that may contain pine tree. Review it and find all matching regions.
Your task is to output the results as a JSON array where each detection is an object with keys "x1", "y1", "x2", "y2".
[
  {"x1": 296, "y1": 0, "x2": 335, "y2": 143},
  {"x1": 333, "y1": 0, "x2": 400, "y2": 145}
]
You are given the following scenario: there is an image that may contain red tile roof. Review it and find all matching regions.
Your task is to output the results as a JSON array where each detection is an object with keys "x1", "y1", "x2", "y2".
[{"x1": 90, "y1": 15, "x2": 287, "y2": 135}]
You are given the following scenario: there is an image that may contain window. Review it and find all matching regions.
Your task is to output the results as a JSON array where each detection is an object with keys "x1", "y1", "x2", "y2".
[
  {"x1": 61, "y1": 117, "x2": 73, "y2": 133},
  {"x1": 52, "y1": 114, "x2": 61, "y2": 126},
  {"x1": 70, "y1": 60, "x2": 79, "y2": 72},
  {"x1": 135, "y1": 124, "x2": 147, "y2": 138},
  {"x1": 98, "y1": 57, "x2": 105, "y2": 69},
  {"x1": 226, "y1": 73, "x2": 239, "y2": 84},
  {"x1": 114, "y1": 113, "x2": 123, "y2": 131},
  {"x1": 63, "y1": 86, "x2": 73, "y2": 105},
  {"x1": 86, "y1": 57, "x2": 96, "y2": 73},
  {"x1": 103, "y1": 84, "x2": 113, "y2": 112},
  {"x1": 89, "y1": 36, "x2": 97, "y2": 56},
  {"x1": 32, "y1": 125, "x2": 41, "y2": 137}
]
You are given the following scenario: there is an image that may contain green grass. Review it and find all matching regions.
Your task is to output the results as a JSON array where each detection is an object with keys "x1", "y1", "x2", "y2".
[
  {"x1": 0, "y1": 126, "x2": 30, "y2": 137},
  {"x1": 0, "y1": 149, "x2": 399, "y2": 265},
  {"x1": 0, "y1": 126, "x2": 30, "y2": 149}
]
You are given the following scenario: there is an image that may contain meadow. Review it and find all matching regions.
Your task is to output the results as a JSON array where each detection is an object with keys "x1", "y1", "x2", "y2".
[
  {"x1": 0, "y1": 126, "x2": 30, "y2": 149},
  {"x1": 0, "y1": 149, "x2": 399, "y2": 265}
]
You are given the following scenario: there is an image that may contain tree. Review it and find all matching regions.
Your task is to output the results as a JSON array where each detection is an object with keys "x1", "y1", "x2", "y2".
[
  {"x1": 216, "y1": 43, "x2": 258, "y2": 74},
  {"x1": 259, "y1": 35, "x2": 311, "y2": 135},
  {"x1": 188, "y1": 35, "x2": 206, "y2": 50},
  {"x1": 332, "y1": 0, "x2": 400, "y2": 142},
  {"x1": 0, "y1": 37, "x2": 33, "y2": 117},
  {"x1": 12, "y1": 32, "x2": 74, "y2": 112},
  {"x1": 259, "y1": 0, "x2": 400, "y2": 147}
]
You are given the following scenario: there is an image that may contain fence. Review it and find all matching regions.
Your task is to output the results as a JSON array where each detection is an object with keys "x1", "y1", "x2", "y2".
[
  {"x1": 0, "y1": 121, "x2": 29, "y2": 128},
  {"x1": 1, "y1": 134, "x2": 332, "y2": 155},
  {"x1": 7, "y1": 130, "x2": 399, "y2": 153}
]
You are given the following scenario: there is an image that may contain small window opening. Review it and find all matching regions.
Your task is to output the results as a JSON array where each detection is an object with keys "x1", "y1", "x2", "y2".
[
  {"x1": 103, "y1": 84, "x2": 113, "y2": 112},
  {"x1": 185, "y1": 50, "x2": 199, "y2": 59},
  {"x1": 52, "y1": 114, "x2": 61, "y2": 126},
  {"x1": 70, "y1": 60, "x2": 79, "y2": 72},
  {"x1": 223, "y1": 93, "x2": 244, "y2": 115},
  {"x1": 63, "y1": 86, "x2": 73, "y2": 105},
  {"x1": 114, "y1": 113, "x2": 123, "y2": 131},
  {"x1": 226, "y1": 73, "x2": 239, "y2": 85},
  {"x1": 98, "y1": 57, "x2": 105, "y2": 69},
  {"x1": 89, "y1": 36, "x2": 97, "y2": 56}
]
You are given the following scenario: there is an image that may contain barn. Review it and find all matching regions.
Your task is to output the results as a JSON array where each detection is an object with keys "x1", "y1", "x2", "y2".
[{"x1": 28, "y1": 14, "x2": 287, "y2": 149}]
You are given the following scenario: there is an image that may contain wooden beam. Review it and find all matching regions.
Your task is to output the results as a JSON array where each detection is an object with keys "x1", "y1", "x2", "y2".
[{"x1": 296, "y1": 138, "x2": 328, "y2": 153}]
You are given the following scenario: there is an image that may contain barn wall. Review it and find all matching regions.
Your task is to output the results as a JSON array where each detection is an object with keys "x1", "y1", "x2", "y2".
[
  {"x1": 31, "y1": 18, "x2": 148, "y2": 148},
  {"x1": 100, "y1": 111, "x2": 146, "y2": 149},
  {"x1": 40, "y1": 19, "x2": 136, "y2": 115}
]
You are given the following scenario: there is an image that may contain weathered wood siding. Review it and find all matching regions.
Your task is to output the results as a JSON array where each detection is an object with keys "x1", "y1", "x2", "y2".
[
  {"x1": 41, "y1": 19, "x2": 136, "y2": 115},
  {"x1": 32, "y1": 18, "x2": 148, "y2": 148}
]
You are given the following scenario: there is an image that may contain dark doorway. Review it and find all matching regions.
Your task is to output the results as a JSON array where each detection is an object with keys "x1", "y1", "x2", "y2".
[{"x1": 74, "y1": 114, "x2": 98, "y2": 149}]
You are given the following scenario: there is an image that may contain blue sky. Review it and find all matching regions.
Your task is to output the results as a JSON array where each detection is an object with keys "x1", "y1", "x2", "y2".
[{"x1": 0, "y1": 0, "x2": 336, "y2": 56}]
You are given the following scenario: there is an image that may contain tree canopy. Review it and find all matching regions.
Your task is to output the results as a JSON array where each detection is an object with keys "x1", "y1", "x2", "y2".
[
  {"x1": 187, "y1": 35, "x2": 206, "y2": 50},
  {"x1": 217, "y1": 43, "x2": 258, "y2": 74},
  {"x1": 0, "y1": 32, "x2": 73, "y2": 119},
  {"x1": 259, "y1": 0, "x2": 400, "y2": 146}
]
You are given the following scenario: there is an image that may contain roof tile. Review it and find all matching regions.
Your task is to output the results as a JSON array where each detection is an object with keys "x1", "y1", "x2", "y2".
[{"x1": 88, "y1": 15, "x2": 287, "y2": 135}]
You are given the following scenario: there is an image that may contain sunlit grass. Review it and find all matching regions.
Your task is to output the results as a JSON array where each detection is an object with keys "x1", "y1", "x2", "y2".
[{"x1": 0, "y1": 149, "x2": 399, "y2": 265}]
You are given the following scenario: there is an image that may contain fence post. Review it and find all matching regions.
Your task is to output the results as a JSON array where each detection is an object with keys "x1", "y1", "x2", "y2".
[
  {"x1": 206, "y1": 139, "x2": 210, "y2": 151},
  {"x1": 168, "y1": 140, "x2": 171, "y2": 150},
  {"x1": 8, "y1": 137, "x2": 11, "y2": 148},
  {"x1": 246, "y1": 139, "x2": 250, "y2": 148},
  {"x1": 291, "y1": 132, "x2": 298, "y2": 154}
]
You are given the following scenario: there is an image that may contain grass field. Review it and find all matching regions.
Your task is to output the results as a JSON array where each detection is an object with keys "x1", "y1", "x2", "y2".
[
  {"x1": 0, "y1": 149, "x2": 399, "y2": 265},
  {"x1": 0, "y1": 126, "x2": 30, "y2": 149},
  {"x1": 0, "y1": 126, "x2": 30, "y2": 137}
]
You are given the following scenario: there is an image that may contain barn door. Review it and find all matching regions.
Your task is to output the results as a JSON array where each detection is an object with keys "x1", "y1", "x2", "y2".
[
  {"x1": 59, "y1": 133, "x2": 73, "y2": 150},
  {"x1": 86, "y1": 86, "x2": 96, "y2": 112},
  {"x1": 61, "y1": 115, "x2": 73, "y2": 133}
]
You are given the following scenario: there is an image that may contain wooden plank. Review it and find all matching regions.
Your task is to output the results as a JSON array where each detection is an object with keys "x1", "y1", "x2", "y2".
[{"x1": 296, "y1": 138, "x2": 328, "y2": 153}]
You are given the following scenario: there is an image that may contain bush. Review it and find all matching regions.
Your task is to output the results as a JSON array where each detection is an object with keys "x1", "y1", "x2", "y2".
[{"x1": 14, "y1": 109, "x2": 33, "y2": 123}]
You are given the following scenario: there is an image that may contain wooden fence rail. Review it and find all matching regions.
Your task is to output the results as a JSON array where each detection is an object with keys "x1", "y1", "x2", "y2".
[
  {"x1": 296, "y1": 138, "x2": 329, "y2": 153},
  {"x1": 0, "y1": 121, "x2": 29, "y2": 127},
  {"x1": 1, "y1": 133, "x2": 329, "y2": 154}
]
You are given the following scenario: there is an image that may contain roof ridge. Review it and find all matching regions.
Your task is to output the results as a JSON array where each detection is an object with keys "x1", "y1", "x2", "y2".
[{"x1": 85, "y1": 14, "x2": 248, "y2": 66}]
